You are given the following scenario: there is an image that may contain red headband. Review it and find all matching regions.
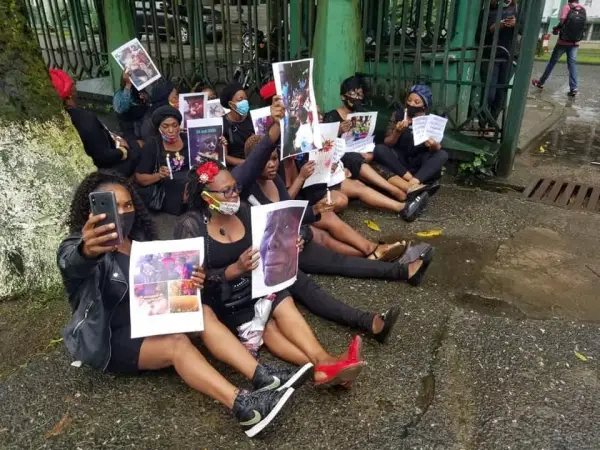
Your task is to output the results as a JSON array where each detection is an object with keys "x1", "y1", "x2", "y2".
[{"x1": 196, "y1": 161, "x2": 220, "y2": 184}]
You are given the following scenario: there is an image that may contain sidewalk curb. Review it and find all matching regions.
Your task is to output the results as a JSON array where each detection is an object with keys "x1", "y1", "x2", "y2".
[{"x1": 517, "y1": 95, "x2": 565, "y2": 154}]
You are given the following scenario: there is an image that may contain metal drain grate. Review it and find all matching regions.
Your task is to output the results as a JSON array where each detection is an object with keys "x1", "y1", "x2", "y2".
[{"x1": 523, "y1": 178, "x2": 600, "y2": 212}]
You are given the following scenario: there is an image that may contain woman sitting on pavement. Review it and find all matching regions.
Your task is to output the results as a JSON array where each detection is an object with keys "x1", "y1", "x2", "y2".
[
  {"x1": 50, "y1": 69, "x2": 140, "y2": 177},
  {"x1": 135, "y1": 106, "x2": 194, "y2": 215},
  {"x1": 174, "y1": 107, "x2": 367, "y2": 386},
  {"x1": 375, "y1": 84, "x2": 449, "y2": 189},
  {"x1": 59, "y1": 171, "x2": 311, "y2": 437},
  {"x1": 221, "y1": 82, "x2": 256, "y2": 167},
  {"x1": 112, "y1": 70, "x2": 149, "y2": 146},
  {"x1": 242, "y1": 132, "x2": 434, "y2": 287},
  {"x1": 140, "y1": 79, "x2": 179, "y2": 143}
]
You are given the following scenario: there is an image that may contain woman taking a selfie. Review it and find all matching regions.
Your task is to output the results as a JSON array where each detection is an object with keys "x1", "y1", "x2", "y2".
[
  {"x1": 135, "y1": 106, "x2": 192, "y2": 215},
  {"x1": 174, "y1": 102, "x2": 367, "y2": 387},
  {"x1": 58, "y1": 171, "x2": 307, "y2": 437}
]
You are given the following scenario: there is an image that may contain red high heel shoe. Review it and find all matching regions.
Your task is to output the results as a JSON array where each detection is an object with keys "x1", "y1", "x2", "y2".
[{"x1": 315, "y1": 336, "x2": 365, "y2": 387}]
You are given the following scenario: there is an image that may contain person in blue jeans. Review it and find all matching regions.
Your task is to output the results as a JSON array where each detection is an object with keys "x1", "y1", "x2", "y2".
[{"x1": 533, "y1": 0, "x2": 586, "y2": 97}]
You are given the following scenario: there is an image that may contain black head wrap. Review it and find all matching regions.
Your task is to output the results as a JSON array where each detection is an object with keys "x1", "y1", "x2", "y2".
[
  {"x1": 220, "y1": 81, "x2": 245, "y2": 108},
  {"x1": 149, "y1": 79, "x2": 175, "y2": 106},
  {"x1": 151, "y1": 105, "x2": 182, "y2": 129}
]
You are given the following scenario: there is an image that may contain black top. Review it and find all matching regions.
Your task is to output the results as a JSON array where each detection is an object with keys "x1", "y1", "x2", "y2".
[
  {"x1": 205, "y1": 206, "x2": 253, "y2": 271},
  {"x1": 323, "y1": 109, "x2": 343, "y2": 127},
  {"x1": 137, "y1": 134, "x2": 190, "y2": 215},
  {"x1": 66, "y1": 107, "x2": 123, "y2": 168},
  {"x1": 482, "y1": 4, "x2": 520, "y2": 59},
  {"x1": 111, "y1": 252, "x2": 131, "y2": 330},
  {"x1": 223, "y1": 114, "x2": 255, "y2": 161}
]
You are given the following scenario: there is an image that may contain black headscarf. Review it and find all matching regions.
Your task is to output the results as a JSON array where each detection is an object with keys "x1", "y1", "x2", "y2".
[
  {"x1": 149, "y1": 79, "x2": 175, "y2": 107},
  {"x1": 151, "y1": 105, "x2": 182, "y2": 129},
  {"x1": 220, "y1": 81, "x2": 244, "y2": 108}
]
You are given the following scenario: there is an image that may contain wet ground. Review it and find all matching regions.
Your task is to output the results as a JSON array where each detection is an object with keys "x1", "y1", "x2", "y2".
[
  {"x1": 2, "y1": 63, "x2": 600, "y2": 448},
  {"x1": 525, "y1": 63, "x2": 600, "y2": 184},
  {"x1": 3, "y1": 179, "x2": 600, "y2": 449}
]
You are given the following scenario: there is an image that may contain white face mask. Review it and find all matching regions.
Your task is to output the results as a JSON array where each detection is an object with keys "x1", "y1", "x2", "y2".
[{"x1": 218, "y1": 198, "x2": 240, "y2": 215}]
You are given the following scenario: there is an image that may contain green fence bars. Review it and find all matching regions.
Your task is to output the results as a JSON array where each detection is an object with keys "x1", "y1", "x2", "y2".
[{"x1": 25, "y1": 0, "x2": 108, "y2": 79}]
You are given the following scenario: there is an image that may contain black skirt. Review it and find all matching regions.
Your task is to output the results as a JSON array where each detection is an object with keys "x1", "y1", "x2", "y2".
[{"x1": 105, "y1": 325, "x2": 144, "y2": 374}]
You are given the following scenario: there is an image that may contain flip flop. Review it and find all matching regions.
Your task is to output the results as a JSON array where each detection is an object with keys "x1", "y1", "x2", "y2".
[
  {"x1": 368, "y1": 241, "x2": 408, "y2": 262},
  {"x1": 314, "y1": 360, "x2": 365, "y2": 387}
]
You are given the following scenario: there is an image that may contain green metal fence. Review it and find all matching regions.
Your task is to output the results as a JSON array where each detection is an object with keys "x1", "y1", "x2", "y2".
[{"x1": 25, "y1": 0, "x2": 108, "y2": 79}]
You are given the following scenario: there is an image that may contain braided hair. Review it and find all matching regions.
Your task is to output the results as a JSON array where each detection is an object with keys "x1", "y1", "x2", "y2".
[{"x1": 67, "y1": 170, "x2": 158, "y2": 241}]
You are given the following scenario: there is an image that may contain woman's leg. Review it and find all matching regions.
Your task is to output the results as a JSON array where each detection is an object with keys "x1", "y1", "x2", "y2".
[
  {"x1": 138, "y1": 334, "x2": 238, "y2": 408},
  {"x1": 271, "y1": 297, "x2": 335, "y2": 367},
  {"x1": 387, "y1": 175, "x2": 415, "y2": 193},
  {"x1": 359, "y1": 164, "x2": 407, "y2": 201},
  {"x1": 310, "y1": 226, "x2": 364, "y2": 257},
  {"x1": 199, "y1": 305, "x2": 258, "y2": 380},
  {"x1": 329, "y1": 190, "x2": 348, "y2": 213},
  {"x1": 341, "y1": 179, "x2": 405, "y2": 213},
  {"x1": 312, "y1": 211, "x2": 377, "y2": 256},
  {"x1": 263, "y1": 320, "x2": 311, "y2": 366},
  {"x1": 290, "y1": 270, "x2": 375, "y2": 333}
]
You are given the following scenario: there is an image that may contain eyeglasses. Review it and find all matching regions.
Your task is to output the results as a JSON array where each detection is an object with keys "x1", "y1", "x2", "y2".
[{"x1": 204, "y1": 183, "x2": 241, "y2": 199}]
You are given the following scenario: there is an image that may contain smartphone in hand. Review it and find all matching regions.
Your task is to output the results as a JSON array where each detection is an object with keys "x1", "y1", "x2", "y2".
[{"x1": 89, "y1": 191, "x2": 122, "y2": 247}]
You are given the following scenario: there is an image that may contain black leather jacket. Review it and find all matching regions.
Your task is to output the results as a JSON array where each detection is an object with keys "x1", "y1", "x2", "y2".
[{"x1": 57, "y1": 233, "x2": 129, "y2": 371}]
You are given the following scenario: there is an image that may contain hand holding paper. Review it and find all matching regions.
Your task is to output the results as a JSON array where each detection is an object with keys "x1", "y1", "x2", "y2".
[{"x1": 412, "y1": 114, "x2": 448, "y2": 146}]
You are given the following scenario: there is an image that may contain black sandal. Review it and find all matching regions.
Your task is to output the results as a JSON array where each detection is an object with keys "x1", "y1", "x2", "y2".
[
  {"x1": 408, "y1": 246, "x2": 436, "y2": 287},
  {"x1": 374, "y1": 306, "x2": 401, "y2": 343}
]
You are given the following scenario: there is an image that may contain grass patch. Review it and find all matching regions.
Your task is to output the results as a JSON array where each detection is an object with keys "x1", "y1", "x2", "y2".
[{"x1": 535, "y1": 48, "x2": 600, "y2": 65}]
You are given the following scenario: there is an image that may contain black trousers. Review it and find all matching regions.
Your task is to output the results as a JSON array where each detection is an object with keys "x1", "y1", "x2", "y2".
[
  {"x1": 288, "y1": 242, "x2": 408, "y2": 333},
  {"x1": 374, "y1": 144, "x2": 448, "y2": 184},
  {"x1": 289, "y1": 271, "x2": 374, "y2": 333}
]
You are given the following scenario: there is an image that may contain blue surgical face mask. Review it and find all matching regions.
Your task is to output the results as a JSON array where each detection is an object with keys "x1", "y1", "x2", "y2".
[{"x1": 234, "y1": 99, "x2": 250, "y2": 116}]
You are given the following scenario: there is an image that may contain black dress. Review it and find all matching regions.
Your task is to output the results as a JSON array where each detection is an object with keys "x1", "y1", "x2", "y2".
[
  {"x1": 136, "y1": 134, "x2": 190, "y2": 216},
  {"x1": 322, "y1": 109, "x2": 366, "y2": 179},
  {"x1": 223, "y1": 113, "x2": 255, "y2": 162}
]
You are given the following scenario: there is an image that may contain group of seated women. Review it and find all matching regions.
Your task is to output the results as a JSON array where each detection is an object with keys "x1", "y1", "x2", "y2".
[{"x1": 52, "y1": 68, "x2": 445, "y2": 437}]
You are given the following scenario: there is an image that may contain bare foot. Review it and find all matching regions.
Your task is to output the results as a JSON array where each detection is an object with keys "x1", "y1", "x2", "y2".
[
  {"x1": 372, "y1": 314, "x2": 385, "y2": 334},
  {"x1": 408, "y1": 259, "x2": 423, "y2": 278}
]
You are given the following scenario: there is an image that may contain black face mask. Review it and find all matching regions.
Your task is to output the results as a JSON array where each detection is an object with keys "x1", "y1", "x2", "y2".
[
  {"x1": 407, "y1": 105, "x2": 426, "y2": 118},
  {"x1": 120, "y1": 211, "x2": 135, "y2": 239},
  {"x1": 344, "y1": 96, "x2": 363, "y2": 112}
]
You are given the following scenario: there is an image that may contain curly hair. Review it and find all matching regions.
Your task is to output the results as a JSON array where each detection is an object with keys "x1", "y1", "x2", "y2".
[
  {"x1": 186, "y1": 157, "x2": 228, "y2": 216},
  {"x1": 67, "y1": 171, "x2": 158, "y2": 241}
]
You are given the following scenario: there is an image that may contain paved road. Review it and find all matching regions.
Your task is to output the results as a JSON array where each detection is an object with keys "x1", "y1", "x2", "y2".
[{"x1": 2, "y1": 173, "x2": 600, "y2": 448}]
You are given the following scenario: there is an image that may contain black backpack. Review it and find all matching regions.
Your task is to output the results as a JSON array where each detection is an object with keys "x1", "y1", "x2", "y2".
[{"x1": 560, "y1": 4, "x2": 587, "y2": 42}]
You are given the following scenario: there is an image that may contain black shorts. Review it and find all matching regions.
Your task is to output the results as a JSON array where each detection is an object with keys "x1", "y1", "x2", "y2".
[
  {"x1": 370, "y1": 161, "x2": 396, "y2": 180},
  {"x1": 299, "y1": 183, "x2": 342, "y2": 205},
  {"x1": 341, "y1": 153, "x2": 364, "y2": 179},
  {"x1": 105, "y1": 325, "x2": 144, "y2": 374}
]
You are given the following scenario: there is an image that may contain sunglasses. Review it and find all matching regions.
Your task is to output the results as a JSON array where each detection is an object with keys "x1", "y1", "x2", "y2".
[{"x1": 204, "y1": 183, "x2": 241, "y2": 199}]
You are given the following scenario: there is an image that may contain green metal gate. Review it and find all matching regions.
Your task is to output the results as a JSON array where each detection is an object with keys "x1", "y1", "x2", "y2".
[{"x1": 25, "y1": 0, "x2": 108, "y2": 79}]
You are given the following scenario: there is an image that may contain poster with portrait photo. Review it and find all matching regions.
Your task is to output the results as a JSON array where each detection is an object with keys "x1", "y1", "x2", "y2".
[
  {"x1": 303, "y1": 122, "x2": 340, "y2": 188},
  {"x1": 250, "y1": 106, "x2": 274, "y2": 136},
  {"x1": 206, "y1": 99, "x2": 229, "y2": 119},
  {"x1": 187, "y1": 118, "x2": 225, "y2": 165},
  {"x1": 341, "y1": 112, "x2": 378, "y2": 153},
  {"x1": 179, "y1": 93, "x2": 207, "y2": 129},
  {"x1": 129, "y1": 238, "x2": 204, "y2": 338},
  {"x1": 111, "y1": 38, "x2": 161, "y2": 91},
  {"x1": 273, "y1": 58, "x2": 322, "y2": 160},
  {"x1": 251, "y1": 200, "x2": 308, "y2": 299}
]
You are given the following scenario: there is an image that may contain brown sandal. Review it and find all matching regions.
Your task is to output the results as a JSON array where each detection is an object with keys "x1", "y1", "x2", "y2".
[{"x1": 367, "y1": 240, "x2": 409, "y2": 262}]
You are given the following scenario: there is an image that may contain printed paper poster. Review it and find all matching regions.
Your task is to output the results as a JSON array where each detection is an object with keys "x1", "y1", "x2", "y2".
[
  {"x1": 111, "y1": 38, "x2": 161, "y2": 91},
  {"x1": 303, "y1": 122, "x2": 339, "y2": 188},
  {"x1": 273, "y1": 58, "x2": 322, "y2": 159},
  {"x1": 179, "y1": 93, "x2": 207, "y2": 129},
  {"x1": 206, "y1": 99, "x2": 229, "y2": 119},
  {"x1": 341, "y1": 112, "x2": 377, "y2": 153},
  {"x1": 187, "y1": 118, "x2": 225, "y2": 165},
  {"x1": 251, "y1": 200, "x2": 308, "y2": 299},
  {"x1": 412, "y1": 114, "x2": 448, "y2": 146},
  {"x1": 129, "y1": 238, "x2": 204, "y2": 338},
  {"x1": 250, "y1": 107, "x2": 274, "y2": 136}
]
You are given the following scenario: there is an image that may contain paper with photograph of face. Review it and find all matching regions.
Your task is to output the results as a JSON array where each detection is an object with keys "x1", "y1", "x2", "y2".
[
  {"x1": 341, "y1": 112, "x2": 378, "y2": 153},
  {"x1": 206, "y1": 99, "x2": 229, "y2": 119},
  {"x1": 251, "y1": 200, "x2": 308, "y2": 299},
  {"x1": 303, "y1": 122, "x2": 340, "y2": 188},
  {"x1": 179, "y1": 93, "x2": 207, "y2": 130},
  {"x1": 111, "y1": 38, "x2": 161, "y2": 91},
  {"x1": 187, "y1": 118, "x2": 225, "y2": 166},
  {"x1": 273, "y1": 58, "x2": 322, "y2": 160},
  {"x1": 129, "y1": 238, "x2": 204, "y2": 338},
  {"x1": 250, "y1": 107, "x2": 274, "y2": 136}
]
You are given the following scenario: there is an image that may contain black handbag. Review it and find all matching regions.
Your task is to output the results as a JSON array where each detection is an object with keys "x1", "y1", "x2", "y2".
[
  {"x1": 223, "y1": 276, "x2": 253, "y2": 311},
  {"x1": 147, "y1": 143, "x2": 166, "y2": 212}
]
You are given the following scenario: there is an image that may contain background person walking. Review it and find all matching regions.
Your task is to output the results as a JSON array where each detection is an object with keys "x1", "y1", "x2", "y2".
[{"x1": 532, "y1": 0, "x2": 587, "y2": 97}]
